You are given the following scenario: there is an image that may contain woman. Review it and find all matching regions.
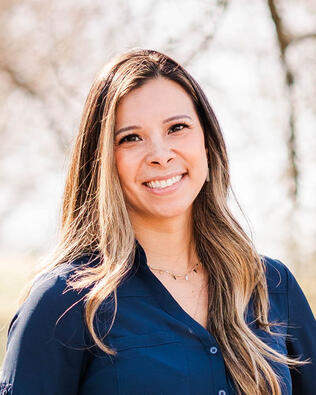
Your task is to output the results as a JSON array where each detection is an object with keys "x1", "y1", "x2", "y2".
[{"x1": 1, "y1": 48, "x2": 315, "y2": 395}]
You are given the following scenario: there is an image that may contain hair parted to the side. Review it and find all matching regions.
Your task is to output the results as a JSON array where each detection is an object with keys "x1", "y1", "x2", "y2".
[{"x1": 19, "y1": 48, "x2": 305, "y2": 394}]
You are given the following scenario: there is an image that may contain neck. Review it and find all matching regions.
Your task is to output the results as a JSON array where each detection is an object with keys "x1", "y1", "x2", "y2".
[{"x1": 129, "y1": 211, "x2": 198, "y2": 273}]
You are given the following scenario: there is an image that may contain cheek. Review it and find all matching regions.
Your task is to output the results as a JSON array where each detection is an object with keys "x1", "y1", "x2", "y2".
[
  {"x1": 181, "y1": 134, "x2": 207, "y2": 169},
  {"x1": 115, "y1": 148, "x2": 141, "y2": 191},
  {"x1": 115, "y1": 150, "x2": 130, "y2": 188}
]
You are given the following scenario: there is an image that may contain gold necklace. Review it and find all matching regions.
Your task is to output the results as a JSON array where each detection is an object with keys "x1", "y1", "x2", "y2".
[{"x1": 147, "y1": 261, "x2": 201, "y2": 280}]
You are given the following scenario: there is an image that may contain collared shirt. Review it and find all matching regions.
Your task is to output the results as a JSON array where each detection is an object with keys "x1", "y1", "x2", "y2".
[{"x1": 1, "y1": 243, "x2": 315, "y2": 394}]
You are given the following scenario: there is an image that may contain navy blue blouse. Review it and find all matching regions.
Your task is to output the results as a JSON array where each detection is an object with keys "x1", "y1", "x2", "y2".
[{"x1": 1, "y1": 243, "x2": 315, "y2": 394}]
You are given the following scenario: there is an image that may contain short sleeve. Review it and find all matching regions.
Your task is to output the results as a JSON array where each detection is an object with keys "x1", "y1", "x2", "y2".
[
  {"x1": 0, "y1": 266, "x2": 91, "y2": 395},
  {"x1": 282, "y1": 261, "x2": 316, "y2": 393}
]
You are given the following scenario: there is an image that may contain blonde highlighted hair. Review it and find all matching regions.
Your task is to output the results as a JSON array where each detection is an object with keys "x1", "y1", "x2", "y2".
[{"x1": 21, "y1": 48, "x2": 303, "y2": 394}]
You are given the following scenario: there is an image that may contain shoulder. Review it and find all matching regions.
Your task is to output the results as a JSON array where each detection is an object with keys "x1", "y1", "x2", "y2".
[
  {"x1": 30, "y1": 252, "x2": 99, "y2": 289},
  {"x1": 260, "y1": 255, "x2": 315, "y2": 322},
  {"x1": 1, "y1": 254, "x2": 101, "y2": 392},
  {"x1": 259, "y1": 254, "x2": 315, "y2": 318},
  {"x1": 8, "y1": 254, "x2": 100, "y2": 346},
  {"x1": 24, "y1": 253, "x2": 98, "y2": 310},
  {"x1": 259, "y1": 254, "x2": 290, "y2": 294}
]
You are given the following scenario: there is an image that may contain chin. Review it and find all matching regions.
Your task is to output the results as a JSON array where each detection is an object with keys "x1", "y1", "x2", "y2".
[{"x1": 147, "y1": 203, "x2": 192, "y2": 220}]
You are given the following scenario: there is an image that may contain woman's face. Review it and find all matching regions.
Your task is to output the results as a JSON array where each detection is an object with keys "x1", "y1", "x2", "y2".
[{"x1": 114, "y1": 77, "x2": 208, "y2": 222}]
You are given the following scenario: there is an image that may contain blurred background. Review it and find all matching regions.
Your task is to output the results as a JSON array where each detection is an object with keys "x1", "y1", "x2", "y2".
[{"x1": 0, "y1": 0, "x2": 315, "y2": 365}]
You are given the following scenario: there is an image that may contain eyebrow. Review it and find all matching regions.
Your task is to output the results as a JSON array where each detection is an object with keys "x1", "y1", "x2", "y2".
[{"x1": 114, "y1": 114, "x2": 193, "y2": 136}]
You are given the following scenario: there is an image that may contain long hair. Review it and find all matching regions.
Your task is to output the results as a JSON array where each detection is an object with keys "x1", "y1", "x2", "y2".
[{"x1": 20, "y1": 48, "x2": 302, "y2": 394}]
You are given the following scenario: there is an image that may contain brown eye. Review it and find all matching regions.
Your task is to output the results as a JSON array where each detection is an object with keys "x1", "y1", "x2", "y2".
[
  {"x1": 169, "y1": 123, "x2": 188, "y2": 133},
  {"x1": 118, "y1": 134, "x2": 142, "y2": 144}
]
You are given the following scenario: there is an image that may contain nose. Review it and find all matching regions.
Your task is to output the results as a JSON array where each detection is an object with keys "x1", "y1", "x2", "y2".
[{"x1": 145, "y1": 137, "x2": 176, "y2": 168}]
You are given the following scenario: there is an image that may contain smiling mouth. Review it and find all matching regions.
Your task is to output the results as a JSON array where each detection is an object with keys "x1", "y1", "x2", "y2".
[{"x1": 144, "y1": 174, "x2": 186, "y2": 189}]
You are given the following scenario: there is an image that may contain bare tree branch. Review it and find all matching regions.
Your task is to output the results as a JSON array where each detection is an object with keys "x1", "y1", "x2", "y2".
[
  {"x1": 290, "y1": 32, "x2": 316, "y2": 45},
  {"x1": 267, "y1": 0, "x2": 298, "y2": 206},
  {"x1": 181, "y1": 0, "x2": 230, "y2": 67},
  {"x1": 0, "y1": 62, "x2": 37, "y2": 96}
]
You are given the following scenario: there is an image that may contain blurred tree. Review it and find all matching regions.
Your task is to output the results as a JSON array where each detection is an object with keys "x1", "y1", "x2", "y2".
[
  {"x1": 0, "y1": 0, "x2": 315, "y2": 264},
  {"x1": 268, "y1": 0, "x2": 316, "y2": 205}
]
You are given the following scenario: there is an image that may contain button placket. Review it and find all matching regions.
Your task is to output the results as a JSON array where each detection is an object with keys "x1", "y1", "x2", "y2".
[{"x1": 206, "y1": 345, "x2": 228, "y2": 395}]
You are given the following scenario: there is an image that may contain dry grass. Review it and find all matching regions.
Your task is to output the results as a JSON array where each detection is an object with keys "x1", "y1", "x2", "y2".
[
  {"x1": 295, "y1": 265, "x2": 316, "y2": 317},
  {"x1": 0, "y1": 254, "x2": 315, "y2": 367}
]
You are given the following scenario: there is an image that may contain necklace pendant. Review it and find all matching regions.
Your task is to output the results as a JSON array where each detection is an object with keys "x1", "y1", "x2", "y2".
[
  {"x1": 185, "y1": 274, "x2": 189, "y2": 280},
  {"x1": 173, "y1": 275, "x2": 177, "y2": 280}
]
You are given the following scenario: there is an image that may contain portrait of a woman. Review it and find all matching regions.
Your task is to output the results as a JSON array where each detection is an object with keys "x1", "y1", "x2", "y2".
[{"x1": 0, "y1": 48, "x2": 315, "y2": 395}]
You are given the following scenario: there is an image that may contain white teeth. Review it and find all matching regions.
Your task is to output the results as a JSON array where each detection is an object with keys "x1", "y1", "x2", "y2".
[{"x1": 146, "y1": 175, "x2": 183, "y2": 189}]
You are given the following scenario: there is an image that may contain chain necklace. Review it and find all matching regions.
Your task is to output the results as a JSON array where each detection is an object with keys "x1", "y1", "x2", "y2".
[
  {"x1": 147, "y1": 261, "x2": 201, "y2": 280},
  {"x1": 148, "y1": 260, "x2": 209, "y2": 325}
]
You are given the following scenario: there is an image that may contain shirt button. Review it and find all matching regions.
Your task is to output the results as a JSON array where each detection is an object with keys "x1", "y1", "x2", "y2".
[
  {"x1": 218, "y1": 391, "x2": 226, "y2": 395},
  {"x1": 210, "y1": 346, "x2": 218, "y2": 354}
]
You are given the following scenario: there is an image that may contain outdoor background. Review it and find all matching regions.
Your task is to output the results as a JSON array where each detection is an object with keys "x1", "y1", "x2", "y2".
[{"x1": 0, "y1": 0, "x2": 315, "y2": 366}]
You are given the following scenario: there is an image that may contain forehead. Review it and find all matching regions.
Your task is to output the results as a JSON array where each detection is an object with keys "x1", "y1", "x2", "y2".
[{"x1": 115, "y1": 77, "x2": 197, "y2": 124}]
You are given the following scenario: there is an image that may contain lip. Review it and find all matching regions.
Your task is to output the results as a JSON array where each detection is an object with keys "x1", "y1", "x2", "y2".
[
  {"x1": 142, "y1": 173, "x2": 187, "y2": 195},
  {"x1": 142, "y1": 172, "x2": 187, "y2": 184}
]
